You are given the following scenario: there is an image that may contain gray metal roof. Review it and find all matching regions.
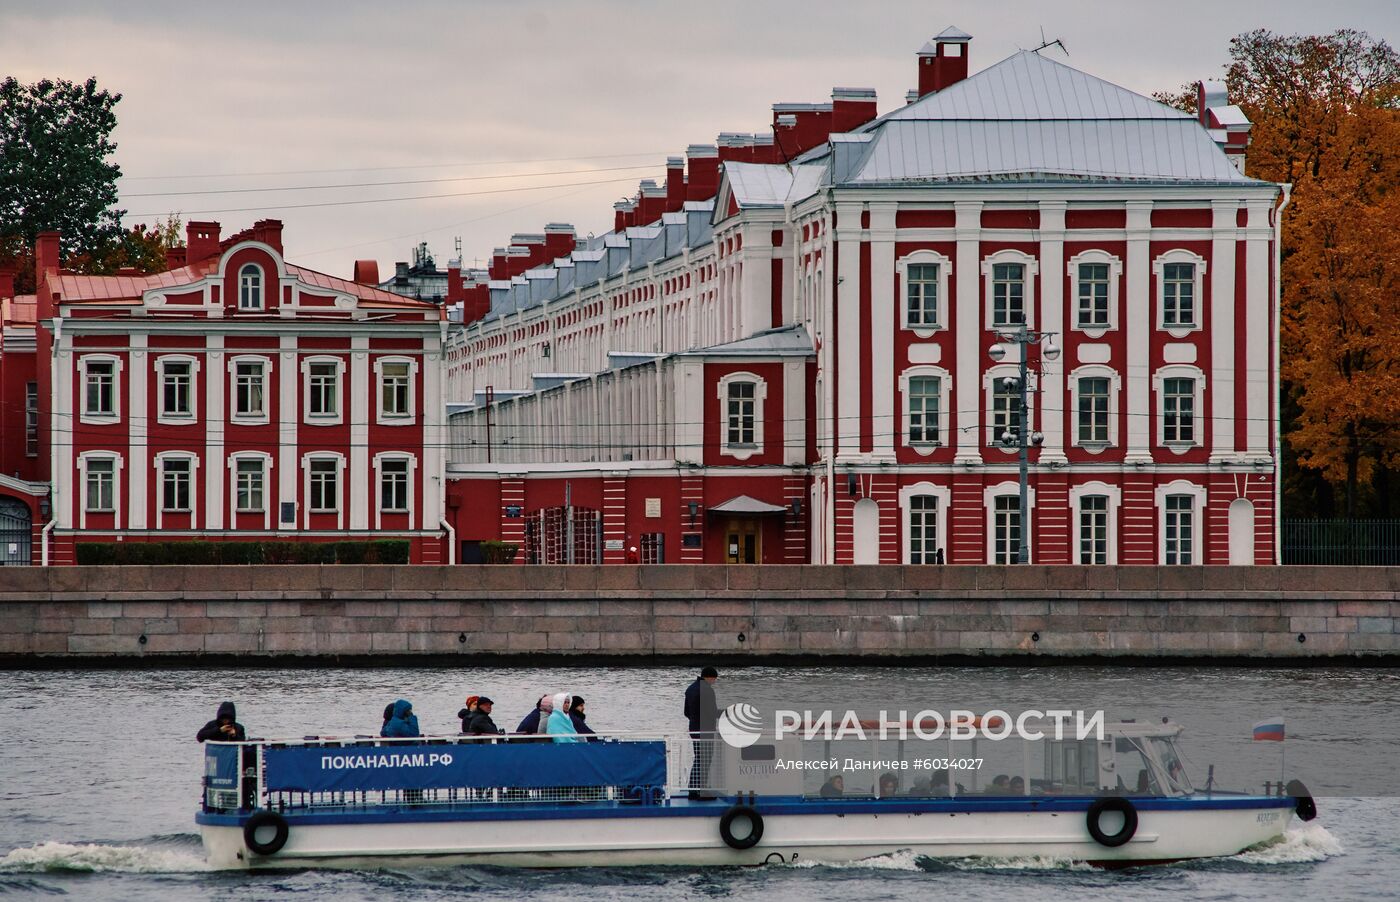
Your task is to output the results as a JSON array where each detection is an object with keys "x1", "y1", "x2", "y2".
[
  {"x1": 680, "y1": 325, "x2": 814, "y2": 357},
  {"x1": 724, "y1": 162, "x2": 826, "y2": 208}
]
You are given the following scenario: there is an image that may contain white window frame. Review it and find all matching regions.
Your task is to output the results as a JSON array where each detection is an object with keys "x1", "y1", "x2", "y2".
[
  {"x1": 301, "y1": 452, "x2": 346, "y2": 529},
  {"x1": 1155, "y1": 480, "x2": 1208, "y2": 565},
  {"x1": 1066, "y1": 250, "x2": 1122, "y2": 338},
  {"x1": 1068, "y1": 364, "x2": 1121, "y2": 452},
  {"x1": 373, "y1": 452, "x2": 417, "y2": 529},
  {"x1": 897, "y1": 249, "x2": 952, "y2": 336},
  {"x1": 301, "y1": 356, "x2": 346, "y2": 425},
  {"x1": 983, "y1": 481, "x2": 1035, "y2": 565},
  {"x1": 899, "y1": 365, "x2": 952, "y2": 454},
  {"x1": 153, "y1": 451, "x2": 199, "y2": 529},
  {"x1": 716, "y1": 371, "x2": 767, "y2": 461},
  {"x1": 155, "y1": 354, "x2": 200, "y2": 425},
  {"x1": 78, "y1": 354, "x2": 123, "y2": 425},
  {"x1": 1153, "y1": 249, "x2": 1207, "y2": 338},
  {"x1": 239, "y1": 263, "x2": 264, "y2": 310},
  {"x1": 228, "y1": 355, "x2": 271, "y2": 425},
  {"x1": 983, "y1": 364, "x2": 1035, "y2": 453},
  {"x1": 78, "y1": 451, "x2": 122, "y2": 528},
  {"x1": 1153, "y1": 364, "x2": 1207, "y2": 453},
  {"x1": 374, "y1": 356, "x2": 418, "y2": 425},
  {"x1": 981, "y1": 249, "x2": 1038, "y2": 329},
  {"x1": 898, "y1": 481, "x2": 951, "y2": 564},
  {"x1": 228, "y1": 452, "x2": 273, "y2": 529},
  {"x1": 1069, "y1": 481, "x2": 1121, "y2": 565}
]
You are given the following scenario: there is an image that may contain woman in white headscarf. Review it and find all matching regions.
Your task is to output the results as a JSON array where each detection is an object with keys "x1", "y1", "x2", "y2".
[{"x1": 546, "y1": 692, "x2": 582, "y2": 743}]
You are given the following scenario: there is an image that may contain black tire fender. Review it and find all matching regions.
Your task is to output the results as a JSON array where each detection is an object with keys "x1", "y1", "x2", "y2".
[
  {"x1": 243, "y1": 809, "x2": 290, "y2": 856},
  {"x1": 1286, "y1": 779, "x2": 1317, "y2": 822},
  {"x1": 1086, "y1": 797, "x2": 1138, "y2": 848},
  {"x1": 719, "y1": 804, "x2": 764, "y2": 850}
]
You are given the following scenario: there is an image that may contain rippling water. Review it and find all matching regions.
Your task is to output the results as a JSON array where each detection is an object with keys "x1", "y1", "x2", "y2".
[{"x1": 0, "y1": 665, "x2": 1391, "y2": 900}]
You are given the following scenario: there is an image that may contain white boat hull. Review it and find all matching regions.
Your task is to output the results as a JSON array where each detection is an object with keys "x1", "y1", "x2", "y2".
[{"x1": 201, "y1": 804, "x2": 1294, "y2": 869}]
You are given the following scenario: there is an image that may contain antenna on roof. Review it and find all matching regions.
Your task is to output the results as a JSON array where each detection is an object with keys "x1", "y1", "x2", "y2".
[{"x1": 1031, "y1": 27, "x2": 1068, "y2": 57}]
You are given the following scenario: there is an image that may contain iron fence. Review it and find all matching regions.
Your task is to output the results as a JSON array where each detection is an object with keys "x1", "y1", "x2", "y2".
[{"x1": 1281, "y1": 519, "x2": 1400, "y2": 566}]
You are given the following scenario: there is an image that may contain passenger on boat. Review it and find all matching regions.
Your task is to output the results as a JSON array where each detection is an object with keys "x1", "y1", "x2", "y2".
[
  {"x1": 515, "y1": 694, "x2": 554, "y2": 735},
  {"x1": 1008, "y1": 775, "x2": 1025, "y2": 795},
  {"x1": 877, "y1": 772, "x2": 900, "y2": 798},
  {"x1": 196, "y1": 701, "x2": 246, "y2": 743},
  {"x1": 546, "y1": 693, "x2": 583, "y2": 743},
  {"x1": 819, "y1": 775, "x2": 845, "y2": 797},
  {"x1": 466, "y1": 697, "x2": 503, "y2": 738},
  {"x1": 988, "y1": 774, "x2": 1010, "y2": 795},
  {"x1": 457, "y1": 696, "x2": 480, "y2": 733},
  {"x1": 569, "y1": 696, "x2": 598, "y2": 741},
  {"x1": 684, "y1": 667, "x2": 719, "y2": 799},
  {"x1": 381, "y1": 699, "x2": 421, "y2": 738}
]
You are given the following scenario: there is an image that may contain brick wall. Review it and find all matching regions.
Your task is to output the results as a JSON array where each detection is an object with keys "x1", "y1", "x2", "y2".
[{"x1": 0, "y1": 565, "x2": 1396, "y2": 661}]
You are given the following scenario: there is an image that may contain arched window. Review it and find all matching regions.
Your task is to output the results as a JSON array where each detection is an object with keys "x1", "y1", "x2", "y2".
[{"x1": 239, "y1": 264, "x2": 263, "y2": 310}]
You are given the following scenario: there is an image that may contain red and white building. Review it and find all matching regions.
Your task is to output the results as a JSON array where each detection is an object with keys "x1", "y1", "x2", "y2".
[
  {"x1": 442, "y1": 30, "x2": 1285, "y2": 565},
  {"x1": 0, "y1": 220, "x2": 448, "y2": 564}
]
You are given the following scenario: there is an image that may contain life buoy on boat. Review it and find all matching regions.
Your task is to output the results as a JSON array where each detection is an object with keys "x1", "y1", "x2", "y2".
[
  {"x1": 1286, "y1": 779, "x2": 1317, "y2": 822},
  {"x1": 243, "y1": 809, "x2": 290, "y2": 855},
  {"x1": 1085, "y1": 797, "x2": 1138, "y2": 847},
  {"x1": 719, "y1": 804, "x2": 764, "y2": 850}
]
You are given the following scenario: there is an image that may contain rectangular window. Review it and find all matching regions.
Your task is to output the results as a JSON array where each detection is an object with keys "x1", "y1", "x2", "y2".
[
  {"x1": 1163, "y1": 377, "x2": 1195, "y2": 444},
  {"x1": 991, "y1": 262, "x2": 1025, "y2": 327},
  {"x1": 1165, "y1": 494, "x2": 1194, "y2": 564},
  {"x1": 1077, "y1": 377, "x2": 1110, "y2": 444},
  {"x1": 1079, "y1": 495, "x2": 1109, "y2": 565},
  {"x1": 909, "y1": 495, "x2": 940, "y2": 564},
  {"x1": 993, "y1": 495, "x2": 1022, "y2": 565},
  {"x1": 309, "y1": 460, "x2": 339, "y2": 512},
  {"x1": 380, "y1": 458, "x2": 409, "y2": 512},
  {"x1": 85, "y1": 459, "x2": 115, "y2": 512},
  {"x1": 25, "y1": 382, "x2": 38, "y2": 457},
  {"x1": 161, "y1": 360, "x2": 193, "y2": 418},
  {"x1": 907, "y1": 375, "x2": 941, "y2": 445},
  {"x1": 380, "y1": 362, "x2": 411, "y2": 417},
  {"x1": 234, "y1": 362, "x2": 265, "y2": 418},
  {"x1": 308, "y1": 362, "x2": 339, "y2": 417},
  {"x1": 726, "y1": 381, "x2": 755, "y2": 446},
  {"x1": 161, "y1": 458, "x2": 191, "y2": 512},
  {"x1": 84, "y1": 360, "x2": 115, "y2": 417},
  {"x1": 1162, "y1": 262, "x2": 1196, "y2": 327},
  {"x1": 991, "y1": 378, "x2": 1022, "y2": 446},
  {"x1": 1077, "y1": 262, "x2": 1110, "y2": 328},
  {"x1": 235, "y1": 459, "x2": 265, "y2": 513},
  {"x1": 906, "y1": 263, "x2": 939, "y2": 327}
]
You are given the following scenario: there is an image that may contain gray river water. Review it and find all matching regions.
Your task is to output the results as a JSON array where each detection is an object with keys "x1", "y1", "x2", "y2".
[{"x1": 0, "y1": 664, "x2": 1394, "y2": 900}]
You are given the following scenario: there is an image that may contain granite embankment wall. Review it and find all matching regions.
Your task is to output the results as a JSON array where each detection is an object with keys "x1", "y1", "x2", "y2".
[{"x1": 1, "y1": 565, "x2": 1398, "y2": 663}]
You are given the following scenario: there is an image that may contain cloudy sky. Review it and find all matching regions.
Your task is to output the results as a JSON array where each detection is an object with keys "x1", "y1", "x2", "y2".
[{"x1": 4, "y1": 1, "x2": 1397, "y2": 278}]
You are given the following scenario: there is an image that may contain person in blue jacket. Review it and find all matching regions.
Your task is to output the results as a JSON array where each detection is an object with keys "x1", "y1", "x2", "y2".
[{"x1": 381, "y1": 699, "x2": 421, "y2": 738}]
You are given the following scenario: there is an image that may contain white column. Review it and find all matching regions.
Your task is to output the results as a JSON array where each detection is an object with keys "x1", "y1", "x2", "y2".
[
  {"x1": 421, "y1": 333, "x2": 444, "y2": 529},
  {"x1": 834, "y1": 202, "x2": 863, "y2": 459},
  {"x1": 1209, "y1": 200, "x2": 1239, "y2": 463},
  {"x1": 1245, "y1": 199, "x2": 1272, "y2": 458},
  {"x1": 870, "y1": 203, "x2": 897, "y2": 461},
  {"x1": 953, "y1": 201, "x2": 983, "y2": 465},
  {"x1": 204, "y1": 336, "x2": 224, "y2": 529},
  {"x1": 278, "y1": 337, "x2": 298, "y2": 528},
  {"x1": 1039, "y1": 201, "x2": 1068, "y2": 465},
  {"x1": 53, "y1": 346, "x2": 73, "y2": 529},
  {"x1": 127, "y1": 336, "x2": 148, "y2": 530},
  {"x1": 783, "y1": 357, "x2": 805, "y2": 465},
  {"x1": 739, "y1": 222, "x2": 773, "y2": 337},
  {"x1": 349, "y1": 338, "x2": 370, "y2": 530},
  {"x1": 1124, "y1": 201, "x2": 1154, "y2": 463}
]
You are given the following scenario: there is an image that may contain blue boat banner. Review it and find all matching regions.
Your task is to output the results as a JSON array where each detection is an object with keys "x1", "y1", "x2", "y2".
[
  {"x1": 263, "y1": 740, "x2": 668, "y2": 793},
  {"x1": 204, "y1": 744, "x2": 241, "y2": 791}
]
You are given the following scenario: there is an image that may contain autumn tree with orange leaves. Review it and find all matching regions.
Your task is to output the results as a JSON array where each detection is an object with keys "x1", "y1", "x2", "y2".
[{"x1": 1166, "y1": 30, "x2": 1400, "y2": 517}]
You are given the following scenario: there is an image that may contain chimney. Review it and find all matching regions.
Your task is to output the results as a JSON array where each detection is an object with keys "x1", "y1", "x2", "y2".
[
  {"x1": 771, "y1": 104, "x2": 834, "y2": 159},
  {"x1": 614, "y1": 200, "x2": 635, "y2": 233},
  {"x1": 636, "y1": 179, "x2": 666, "y2": 225},
  {"x1": 544, "y1": 223, "x2": 576, "y2": 259},
  {"x1": 166, "y1": 245, "x2": 187, "y2": 269},
  {"x1": 185, "y1": 221, "x2": 221, "y2": 265},
  {"x1": 1196, "y1": 80, "x2": 1251, "y2": 174},
  {"x1": 831, "y1": 87, "x2": 878, "y2": 133},
  {"x1": 686, "y1": 144, "x2": 720, "y2": 201},
  {"x1": 252, "y1": 219, "x2": 284, "y2": 254},
  {"x1": 35, "y1": 232, "x2": 60, "y2": 281},
  {"x1": 717, "y1": 132, "x2": 755, "y2": 164},
  {"x1": 0, "y1": 267, "x2": 13, "y2": 301},
  {"x1": 446, "y1": 263, "x2": 463, "y2": 304},
  {"x1": 917, "y1": 26, "x2": 972, "y2": 98},
  {"x1": 489, "y1": 248, "x2": 508, "y2": 281},
  {"x1": 352, "y1": 260, "x2": 380, "y2": 286},
  {"x1": 905, "y1": 89, "x2": 920, "y2": 105},
  {"x1": 664, "y1": 156, "x2": 686, "y2": 213}
]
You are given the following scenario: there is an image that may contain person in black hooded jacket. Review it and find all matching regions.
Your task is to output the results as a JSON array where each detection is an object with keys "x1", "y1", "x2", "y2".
[
  {"x1": 197, "y1": 701, "x2": 246, "y2": 742},
  {"x1": 570, "y1": 696, "x2": 598, "y2": 741}
]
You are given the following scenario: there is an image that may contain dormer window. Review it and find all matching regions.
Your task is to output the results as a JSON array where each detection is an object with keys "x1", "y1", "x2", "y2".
[{"x1": 239, "y1": 264, "x2": 263, "y2": 310}]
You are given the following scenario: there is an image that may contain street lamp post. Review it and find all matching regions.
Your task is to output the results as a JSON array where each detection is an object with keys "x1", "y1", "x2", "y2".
[{"x1": 988, "y1": 323, "x2": 1060, "y2": 563}]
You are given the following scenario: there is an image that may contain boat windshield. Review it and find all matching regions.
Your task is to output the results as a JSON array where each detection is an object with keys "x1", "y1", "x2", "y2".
[
  {"x1": 1149, "y1": 736, "x2": 1193, "y2": 794},
  {"x1": 1113, "y1": 735, "x2": 1192, "y2": 796}
]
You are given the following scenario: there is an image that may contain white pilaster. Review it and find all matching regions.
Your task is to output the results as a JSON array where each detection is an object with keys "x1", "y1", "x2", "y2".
[
  {"x1": 834, "y1": 202, "x2": 863, "y2": 459},
  {"x1": 278, "y1": 337, "x2": 298, "y2": 528},
  {"x1": 127, "y1": 336, "x2": 148, "y2": 530},
  {"x1": 421, "y1": 334, "x2": 444, "y2": 529},
  {"x1": 783, "y1": 357, "x2": 805, "y2": 465},
  {"x1": 1124, "y1": 201, "x2": 1154, "y2": 463},
  {"x1": 1038, "y1": 201, "x2": 1068, "y2": 465},
  {"x1": 349, "y1": 337, "x2": 370, "y2": 530},
  {"x1": 870, "y1": 203, "x2": 897, "y2": 460},
  {"x1": 1245, "y1": 199, "x2": 1272, "y2": 457},
  {"x1": 1209, "y1": 200, "x2": 1239, "y2": 462},
  {"x1": 953, "y1": 201, "x2": 984, "y2": 465},
  {"x1": 53, "y1": 345, "x2": 73, "y2": 529},
  {"x1": 204, "y1": 336, "x2": 224, "y2": 529},
  {"x1": 739, "y1": 222, "x2": 773, "y2": 337}
]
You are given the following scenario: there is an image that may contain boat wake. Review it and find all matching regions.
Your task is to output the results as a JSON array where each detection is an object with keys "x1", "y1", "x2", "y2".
[
  {"x1": 0, "y1": 836, "x2": 209, "y2": 874},
  {"x1": 1234, "y1": 822, "x2": 1343, "y2": 864},
  {"x1": 791, "y1": 849, "x2": 1092, "y2": 872}
]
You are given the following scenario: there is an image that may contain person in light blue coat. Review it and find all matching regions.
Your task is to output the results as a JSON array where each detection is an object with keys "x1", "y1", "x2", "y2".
[
  {"x1": 381, "y1": 699, "x2": 421, "y2": 738},
  {"x1": 546, "y1": 692, "x2": 582, "y2": 743}
]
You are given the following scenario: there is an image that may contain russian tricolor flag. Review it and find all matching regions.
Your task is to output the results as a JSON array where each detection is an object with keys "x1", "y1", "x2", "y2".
[{"x1": 1253, "y1": 719, "x2": 1285, "y2": 742}]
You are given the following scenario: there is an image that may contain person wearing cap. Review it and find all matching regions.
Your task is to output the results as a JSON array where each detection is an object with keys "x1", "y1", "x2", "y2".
[
  {"x1": 457, "y1": 696, "x2": 480, "y2": 734},
  {"x1": 683, "y1": 666, "x2": 719, "y2": 799},
  {"x1": 466, "y1": 697, "x2": 502, "y2": 738}
]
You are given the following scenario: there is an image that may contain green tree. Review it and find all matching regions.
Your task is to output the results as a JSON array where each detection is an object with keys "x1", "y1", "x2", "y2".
[{"x1": 0, "y1": 76, "x2": 125, "y2": 291}]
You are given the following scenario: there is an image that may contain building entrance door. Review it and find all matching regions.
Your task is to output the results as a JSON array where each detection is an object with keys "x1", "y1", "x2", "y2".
[
  {"x1": 725, "y1": 519, "x2": 761, "y2": 564},
  {"x1": 0, "y1": 497, "x2": 32, "y2": 566}
]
